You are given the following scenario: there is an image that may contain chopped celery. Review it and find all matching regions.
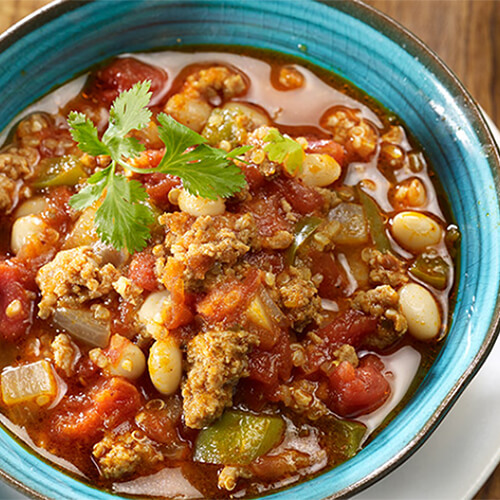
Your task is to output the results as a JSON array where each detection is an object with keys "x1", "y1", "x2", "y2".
[
  {"x1": 194, "y1": 410, "x2": 285, "y2": 465},
  {"x1": 286, "y1": 216, "x2": 323, "y2": 265},
  {"x1": 356, "y1": 186, "x2": 392, "y2": 252},
  {"x1": 409, "y1": 252, "x2": 449, "y2": 290},
  {"x1": 34, "y1": 155, "x2": 86, "y2": 189},
  {"x1": 1, "y1": 360, "x2": 57, "y2": 406}
]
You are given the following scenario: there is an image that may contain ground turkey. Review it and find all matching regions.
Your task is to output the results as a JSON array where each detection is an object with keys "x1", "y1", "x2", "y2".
[
  {"x1": 352, "y1": 285, "x2": 408, "y2": 350},
  {"x1": 159, "y1": 212, "x2": 258, "y2": 282},
  {"x1": 93, "y1": 431, "x2": 163, "y2": 480},
  {"x1": 182, "y1": 329, "x2": 259, "y2": 429},
  {"x1": 36, "y1": 246, "x2": 121, "y2": 319}
]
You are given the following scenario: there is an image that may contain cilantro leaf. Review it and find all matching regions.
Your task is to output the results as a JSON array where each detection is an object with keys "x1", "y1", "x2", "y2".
[
  {"x1": 68, "y1": 167, "x2": 110, "y2": 211},
  {"x1": 162, "y1": 144, "x2": 248, "y2": 199},
  {"x1": 103, "y1": 81, "x2": 152, "y2": 142},
  {"x1": 67, "y1": 80, "x2": 249, "y2": 253},
  {"x1": 156, "y1": 113, "x2": 207, "y2": 163},
  {"x1": 154, "y1": 113, "x2": 247, "y2": 200},
  {"x1": 263, "y1": 129, "x2": 304, "y2": 175},
  {"x1": 94, "y1": 174, "x2": 155, "y2": 253},
  {"x1": 68, "y1": 112, "x2": 109, "y2": 157}
]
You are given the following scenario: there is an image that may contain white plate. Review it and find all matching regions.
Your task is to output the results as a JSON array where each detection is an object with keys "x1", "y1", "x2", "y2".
[{"x1": 0, "y1": 119, "x2": 499, "y2": 500}]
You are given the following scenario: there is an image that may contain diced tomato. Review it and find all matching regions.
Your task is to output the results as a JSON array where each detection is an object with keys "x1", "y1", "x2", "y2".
[
  {"x1": 160, "y1": 258, "x2": 194, "y2": 329},
  {"x1": 248, "y1": 351, "x2": 279, "y2": 388},
  {"x1": 52, "y1": 377, "x2": 142, "y2": 442},
  {"x1": 144, "y1": 173, "x2": 182, "y2": 209},
  {"x1": 274, "y1": 177, "x2": 325, "y2": 215},
  {"x1": 128, "y1": 252, "x2": 158, "y2": 292},
  {"x1": 306, "y1": 138, "x2": 346, "y2": 166},
  {"x1": 316, "y1": 309, "x2": 377, "y2": 348},
  {"x1": 0, "y1": 259, "x2": 35, "y2": 342},
  {"x1": 328, "y1": 355, "x2": 391, "y2": 418},
  {"x1": 136, "y1": 401, "x2": 190, "y2": 459},
  {"x1": 309, "y1": 251, "x2": 348, "y2": 299},
  {"x1": 243, "y1": 193, "x2": 291, "y2": 238},
  {"x1": 241, "y1": 163, "x2": 266, "y2": 193},
  {"x1": 133, "y1": 149, "x2": 165, "y2": 170},
  {"x1": 247, "y1": 329, "x2": 292, "y2": 397},
  {"x1": 197, "y1": 268, "x2": 261, "y2": 325},
  {"x1": 111, "y1": 300, "x2": 137, "y2": 338},
  {"x1": 88, "y1": 57, "x2": 168, "y2": 106},
  {"x1": 305, "y1": 309, "x2": 377, "y2": 375}
]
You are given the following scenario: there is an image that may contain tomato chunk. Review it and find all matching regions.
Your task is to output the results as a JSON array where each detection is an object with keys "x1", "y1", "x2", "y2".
[
  {"x1": 144, "y1": 173, "x2": 182, "y2": 209},
  {"x1": 247, "y1": 329, "x2": 292, "y2": 397},
  {"x1": 309, "y1": 251, "x2": 348, "y2": 299},
  {"x1": 89, "y1": 57, "x2": 168, "y2": 106},
  {"x1": 128, "y1": 252, "x2": 158, "y2": 292},
  {"x1": 0, "y1": 259, "x2": 35, "y2": 342},
  {"x1": 52, "y1": 377, "x2": 142, "y2": 442},
  {"x1": 305, "y1": 310, "x2": 377, "y2": 375},
  {"x1": 160, "y1": 258, "x2": 194, "y2": 329},
  {"x1": 316, "y1": 309, "x2": 377, "y2": 348},
  {"x1": 306, "y1": 138, "x2": 346, "y2": 166},
  {"x1": 197, "y1": 269, "x2": 261, "y2": 325},
  {"x1": 328, "y1": 355, "x2": 391, "y2": 418},
  {"x1": 274, "y1": 177, "x2": 325, "y2": 215}
]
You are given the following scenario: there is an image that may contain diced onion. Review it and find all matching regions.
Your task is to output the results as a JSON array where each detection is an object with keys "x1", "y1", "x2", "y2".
[
  {"x1": 329, "y1": 203, "x2": 369, "y2": 245},
  {"x1": 53, "y1": 307, "x2": 111, "y2": 348},
  {"x1": 247, "y1": 288, "x2": 286, "y2": 330},
  {"x1": 1, "y1": 360, "x2": 57, "y2": 406}
]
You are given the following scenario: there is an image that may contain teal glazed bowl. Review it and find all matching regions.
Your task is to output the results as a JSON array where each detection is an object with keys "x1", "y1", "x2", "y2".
[{"x1": 0, "y1": 1, "x2": 499, "y2": 499}]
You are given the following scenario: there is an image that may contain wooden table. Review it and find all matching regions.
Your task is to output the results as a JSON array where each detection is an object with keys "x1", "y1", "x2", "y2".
[{"x1": 0, "y1": 0, "x2": 498, "y2": 498}]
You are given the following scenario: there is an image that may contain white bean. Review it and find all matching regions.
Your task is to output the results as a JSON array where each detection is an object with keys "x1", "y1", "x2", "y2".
[
  {"x1": 399, "y1": 283, "x2": 441, "y2": 341},
  {"x1": 14, "y1": 197, "x2": 47, "y2": 218},
  {"x1": 148, "y1": 338, "x2": 182, "y2": 395},
  {"x1": 138, "y1": 290, "x2": 171, "y2": 335},
  {"x1": 11, "y1": 215, "x2": 47, "y2": 254},
  {"x1": 178, "y1": 189, "x2": 225, "y2": 217},
  {"x1": 391, "y1": 211, "x2": 442, "y2": 252},
  {"x1": 299, "y1": 153, "x2": 341, "y2": 187},
  {"x1": 107, "y1": 335, "x2": 146, "y2": 380}
]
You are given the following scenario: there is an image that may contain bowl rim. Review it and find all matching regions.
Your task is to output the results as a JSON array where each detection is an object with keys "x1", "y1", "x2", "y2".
[{"x1": 0, "y1": 0, "x2": 498, "y2": 499}]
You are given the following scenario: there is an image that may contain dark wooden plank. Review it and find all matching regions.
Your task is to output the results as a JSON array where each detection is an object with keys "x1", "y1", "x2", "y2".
[{"x1": 366, "y1": 0, "x2": 499, "y2": 125}]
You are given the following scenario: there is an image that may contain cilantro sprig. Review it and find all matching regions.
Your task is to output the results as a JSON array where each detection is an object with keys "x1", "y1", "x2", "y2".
[
  {"x1": 263, "y1": 129, "x2": 304, "y2": 176},
  {"x1": 67, "y1": 81, "x2": 249, "y2": 253}
]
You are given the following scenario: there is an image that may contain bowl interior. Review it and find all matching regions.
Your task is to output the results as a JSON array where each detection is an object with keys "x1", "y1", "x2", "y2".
[{"x1": 0, "y1": 1, "x2": 499, "y2": 499}]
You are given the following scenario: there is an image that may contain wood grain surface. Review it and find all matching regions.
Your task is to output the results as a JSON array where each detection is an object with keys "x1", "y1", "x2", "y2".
[{"x1": 0, "y1": 1, "x2": 498, "y2": 499}]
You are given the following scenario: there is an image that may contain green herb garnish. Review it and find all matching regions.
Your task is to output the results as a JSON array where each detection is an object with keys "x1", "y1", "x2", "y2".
[
  {"x1": 68, "y1": 81, "x2": 249, "y2": 253},
  {"x1": 263, "y1": 128, "x2": 304, "y2": 176}
]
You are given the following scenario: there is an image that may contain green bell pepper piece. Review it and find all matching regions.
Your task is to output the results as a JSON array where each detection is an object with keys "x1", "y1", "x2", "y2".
[
  {"x1": 356, "y1": 186, "x2": 392, "y2": 252},
  {"x1": 194, "y1": 410, "x2": 285, "y2": 465},
  {"x1": 409, "y1": 252, "x2": 449, "y2": 290},
  {"x1": 286, "y1": 215, "x2": 323, "y2": 265},
  {"x1": 34, "y1": 155, "x2": 86, "y2": 188}
]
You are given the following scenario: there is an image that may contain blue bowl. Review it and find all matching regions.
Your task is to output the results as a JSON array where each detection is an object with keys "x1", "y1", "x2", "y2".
[{"x1": 0, "y1": 1, "x2": 499, "y2": 499}]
